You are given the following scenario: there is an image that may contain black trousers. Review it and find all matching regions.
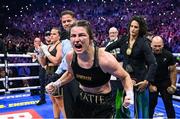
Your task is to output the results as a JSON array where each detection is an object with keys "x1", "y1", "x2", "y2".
[
  {"x1": 149, "y1": 80, "x2": 175, "y2": 118},
  {"x1": 39, "y1": 66, "x2": 46, "y2": 100},
  {"x1": 63, "y1": 79, "x2": 79, "y2": 118},
  {"x1": 29, "y1": 66, "x2": 40, "y2": 95},
  {"x1": 0, "y1": 81, "x2": 5, "y2": 95},
  {"x1": 73, "y1": 89, "x2": 114, "y2": 118}
]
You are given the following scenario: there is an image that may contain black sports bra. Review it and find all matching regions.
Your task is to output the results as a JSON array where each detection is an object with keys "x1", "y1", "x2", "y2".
[{"x1": 71, "y1": 46, "x2": 111, "y2": 87}]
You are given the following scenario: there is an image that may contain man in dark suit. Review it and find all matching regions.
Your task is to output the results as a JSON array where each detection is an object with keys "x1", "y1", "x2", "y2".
[
  {"x1": 0, "y1": 38, "x2": 5, "y2": 95},
  {"x1": 0, "y1": 38, "x2": 4, "y2": 53}
]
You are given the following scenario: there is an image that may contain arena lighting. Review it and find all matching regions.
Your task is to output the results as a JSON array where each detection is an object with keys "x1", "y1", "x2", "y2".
[{"x1": 101, "y1": 17, "x2": 106, "y2": 21}]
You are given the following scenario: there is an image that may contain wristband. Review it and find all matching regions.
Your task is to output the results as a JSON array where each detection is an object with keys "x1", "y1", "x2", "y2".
[
  {"x1": 43, "y1": 50, "x2": 51, "y2": 57},
  {"x1": 53, "y1": 80, "x2": 62, "y2": 88},
  {"x1": 35, "y1": 48, "x2": 44, "y2": 58},
  {"x1": 40, "y1": 43, "x2": 51, "y2": 57},
  {"x1": 171, "y1": 85, "x2": 176, "y2": 90},
  {"x1": 48, "y1": 81, "x2": 61, "y2": 95},
  {"x1": 126, "y1": 90, "x2": 134, "y2": 105}
]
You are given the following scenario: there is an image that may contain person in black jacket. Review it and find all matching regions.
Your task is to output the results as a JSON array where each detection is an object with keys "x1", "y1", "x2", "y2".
[
  {"x1": 106, "y1": 16, "x2": 157, "y2": 118},
  {"x1": 149, "y1": 36, "x2": 177, "y2": 118},
  {"x1": 0, "y1": 38, "x2": 5, "y2": 95},
  {"x1": 0, "y1": 38, "x2": 4, "y2": 53}
]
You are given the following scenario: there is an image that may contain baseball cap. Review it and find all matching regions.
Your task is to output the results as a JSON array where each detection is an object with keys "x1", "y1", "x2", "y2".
[{"x1": 45, "y1": 31, "x2": 50, "y2": 36}]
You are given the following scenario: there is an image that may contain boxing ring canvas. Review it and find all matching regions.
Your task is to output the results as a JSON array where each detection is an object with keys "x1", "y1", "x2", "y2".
[{"x1": 0, "y1": 92, "x2": 180, "y2": 118}]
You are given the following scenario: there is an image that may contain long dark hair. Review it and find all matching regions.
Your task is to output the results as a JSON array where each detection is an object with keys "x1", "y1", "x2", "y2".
[{"x1": 128, "y1": 16, "x2": 147, "y2": 37}]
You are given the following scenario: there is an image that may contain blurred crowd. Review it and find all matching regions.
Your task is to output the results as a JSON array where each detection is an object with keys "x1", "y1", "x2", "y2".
[{"x1": 1, "y1": 0, "x2": 179, "y2": 54}]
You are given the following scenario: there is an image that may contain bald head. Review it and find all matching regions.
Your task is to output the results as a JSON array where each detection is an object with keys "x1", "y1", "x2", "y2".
[
  {"x1": 109, "y1": 27, "x2": 119, "y2": 41},
  {"x1": 151, "y1": 36, "x2": 164, "y2": 54}
]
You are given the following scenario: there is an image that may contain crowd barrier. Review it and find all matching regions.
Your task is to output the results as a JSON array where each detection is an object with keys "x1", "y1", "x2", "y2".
[{"x1": 0, "y1": 53, "x2": 179, "y2": 100}]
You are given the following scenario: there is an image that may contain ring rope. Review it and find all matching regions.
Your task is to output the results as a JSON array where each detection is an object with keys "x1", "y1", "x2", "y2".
[
  {"x1": 0, "y1": 86, "x2": 40, "y2": 92},
  {"x1": 1, "y1": 63, "x2": 179, "y2": 70},
  {"x1": 0, "y1": 76, "x2": 39, "y2": 81},
  {"x1": 0, "y1": 63, "x2": 40, "y2": 67},
  {"x1": 0, "y1": 54, "x2": 33, "y2": 58}
]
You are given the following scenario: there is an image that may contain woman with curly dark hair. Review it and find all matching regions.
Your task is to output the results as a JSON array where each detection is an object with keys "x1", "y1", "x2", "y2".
[{"x1": 106, "y1": 16, "x2": 157, "y2": 118}]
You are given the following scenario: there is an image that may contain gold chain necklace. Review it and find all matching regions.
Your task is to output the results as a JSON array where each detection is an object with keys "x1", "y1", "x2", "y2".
[{"x1": 126, "y1": 39, "x2": 135, "y2": 56}]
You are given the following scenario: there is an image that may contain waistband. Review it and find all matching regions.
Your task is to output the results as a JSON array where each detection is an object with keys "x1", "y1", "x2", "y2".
[{"x1": 79, "y1": 88, "x2": 112, "y2": 105}]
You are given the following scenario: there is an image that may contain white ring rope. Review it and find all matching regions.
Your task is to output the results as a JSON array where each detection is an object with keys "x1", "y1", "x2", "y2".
[
  {"x1": 177, "y1": 83, "x2": 180, "y2": 87},
  {"x1": 173, "y1": 53, "x2": 180, "y2": 57},
  {"x1": 0, "y1": 86, "x2": 40, "y2": 92},
  {"x1": 0, "y1": 54, "x2": 32, "y2": 58},
  {"x1": 0, "y1": 63, "x2": 40, "y2": 67},
  {"x1": 0, "y1": 76, "x2": 39, "y2": 81}
]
